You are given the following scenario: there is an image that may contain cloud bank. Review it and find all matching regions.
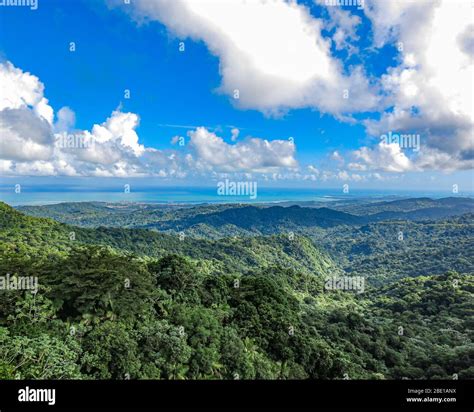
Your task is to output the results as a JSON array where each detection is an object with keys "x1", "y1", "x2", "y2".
[{"x1": 0, "y1": 61, "x2": 298, "y2": 178}]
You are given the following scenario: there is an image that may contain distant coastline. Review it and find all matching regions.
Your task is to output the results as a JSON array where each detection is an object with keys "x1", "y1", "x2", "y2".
[{"x1": 1, "y1": 185, "x2": 473, "y2": 206}]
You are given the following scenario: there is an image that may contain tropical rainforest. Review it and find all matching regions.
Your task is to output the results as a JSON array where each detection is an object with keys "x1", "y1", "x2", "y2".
[{"x1": 0, "y1": 197, "x2": 472, "y2": 380}]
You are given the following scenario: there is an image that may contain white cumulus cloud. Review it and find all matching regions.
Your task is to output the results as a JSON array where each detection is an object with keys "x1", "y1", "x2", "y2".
[
  {"x1": 187, "y1": 127, "x2": 298, "y2": 173},
  {"x1": 109, "y1": 0, "x2": 378, "y2": 115},
  {"x1": 361, "y1": 0, "x2": 474, "y2": 171},
  {"x1": 0, "y1": 61, "x2": 300, "y2": 179}
]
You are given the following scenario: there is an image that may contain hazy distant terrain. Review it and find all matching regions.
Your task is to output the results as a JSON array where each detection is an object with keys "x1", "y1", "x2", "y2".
[{"x1": 17, "y1": 196, "x2": 474, "y2": 228}]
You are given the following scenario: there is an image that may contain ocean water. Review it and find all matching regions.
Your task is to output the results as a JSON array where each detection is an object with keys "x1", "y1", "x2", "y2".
[{"x1": 1, "y1": 185, "x2": 471, "y2": 206}]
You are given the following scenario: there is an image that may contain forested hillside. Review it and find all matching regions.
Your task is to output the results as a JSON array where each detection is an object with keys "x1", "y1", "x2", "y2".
[
  {"x1": 0, "y1": 203, "x2": 337, "y2": 277},
  {"x1": 16, "y1": 199, "x2": 474, "y2": 285},
  {"x1": 0, "y1": 201, "x2": 472, "y2": 380}
]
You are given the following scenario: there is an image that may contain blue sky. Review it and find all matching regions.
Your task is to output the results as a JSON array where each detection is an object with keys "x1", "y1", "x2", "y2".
[{"x1": 0, "y1": 0, "x2": 472, "y2": 193}]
